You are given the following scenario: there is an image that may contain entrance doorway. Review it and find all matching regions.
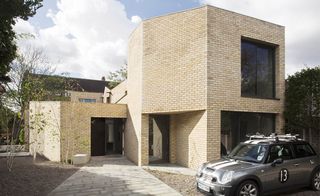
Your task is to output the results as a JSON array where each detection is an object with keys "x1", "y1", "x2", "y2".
[
  {"x1": 91, "y1": 118, "x2": 125, "y2": 156},
  {"x1": 149, "y1": 115, "x2": 170, "y2": 163}
]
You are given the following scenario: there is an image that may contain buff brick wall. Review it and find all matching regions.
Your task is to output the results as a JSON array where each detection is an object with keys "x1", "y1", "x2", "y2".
[
  {"x1": 170, "y1": 111, "x2": 207, "y2": 169},
  {"x1": 141, "y1": 7, "x2": 207, "y2": 113},
  {"x1": 126, "y1": 24, "x2": 144, "y2": 165},
  {"x1": 134, "y1": 6, "x2": 209, "y2": 167},
  {"x1": 59, "y1": 102, "x2": 127, "y2": 161},
  {"x1": 111, "y1": 80, "x2": 127, "y2": 104},
  {"x1": 68, "y1": 90, "x2": 104, "y2": 103},
  {"x1": 127, "y1": 5, "x2": 285, "y2": 168},
  {"x1": 206, "y1": 6, "x2": 285, "y2": 161}
]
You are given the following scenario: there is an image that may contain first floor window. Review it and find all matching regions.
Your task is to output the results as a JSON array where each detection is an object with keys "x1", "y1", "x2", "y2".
[{"x1": 241, "y1": 40, "x2": 276, "y2": 98}]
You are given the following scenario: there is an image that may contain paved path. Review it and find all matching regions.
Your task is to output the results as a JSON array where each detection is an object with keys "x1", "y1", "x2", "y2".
[{"x1": 49, "y1": 156, "x2": 181, "y2": 196}]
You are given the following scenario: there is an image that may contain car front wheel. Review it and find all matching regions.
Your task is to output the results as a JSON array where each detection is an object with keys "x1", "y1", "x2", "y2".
[
  {"x1": 311, "y1": 169, "x2": 320, "y2": 191},
  {"x1": 236, "y1": 180, "x2": 259, "y2": 196}
]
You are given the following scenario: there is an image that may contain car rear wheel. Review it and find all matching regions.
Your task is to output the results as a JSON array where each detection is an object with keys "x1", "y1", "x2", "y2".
[
  {"x1": 236, "y1": 180, "x2": 259, "y2": 196},
  {"x1": 311, "y1": 169, "x2": 320, "y2": 191}
]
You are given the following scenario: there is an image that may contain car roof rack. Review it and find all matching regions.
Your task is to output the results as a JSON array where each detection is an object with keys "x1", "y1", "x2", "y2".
[{"x1": 247, "y1": 133, "x2": 301, "y2": 142}]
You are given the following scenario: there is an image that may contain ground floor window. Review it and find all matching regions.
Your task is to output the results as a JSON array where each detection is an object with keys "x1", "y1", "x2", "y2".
[{"x1": 221, "y1": 111, "x2": 275, "y2": 152}]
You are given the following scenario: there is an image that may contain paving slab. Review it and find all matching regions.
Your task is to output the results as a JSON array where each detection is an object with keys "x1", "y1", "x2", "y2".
[{"x1": 49, "y1": 156, "x2": 181, "y2": 196}]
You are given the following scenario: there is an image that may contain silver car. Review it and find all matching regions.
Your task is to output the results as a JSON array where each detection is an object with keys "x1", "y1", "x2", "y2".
[{"x1": 196, "y1": 134, "x2": 320, "y2": 196}]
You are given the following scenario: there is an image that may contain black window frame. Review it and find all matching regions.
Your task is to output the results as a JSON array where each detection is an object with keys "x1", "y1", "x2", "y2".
[{"x1": 241, "y1": 38, "x2": 276, "y2": 99}]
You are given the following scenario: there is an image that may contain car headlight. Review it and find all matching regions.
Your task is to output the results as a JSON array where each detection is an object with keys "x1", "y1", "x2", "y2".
[
  {"x1": 196, "y1": 163, "x2": 206, "y2": 177},
  {"x1": 221, "y1": 171, "x2": 234, "y2": 184}
]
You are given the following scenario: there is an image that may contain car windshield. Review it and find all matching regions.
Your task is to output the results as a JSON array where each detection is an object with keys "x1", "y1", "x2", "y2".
[{"x1": 227, "y1": 143, "x2": 268, "y2": 163}]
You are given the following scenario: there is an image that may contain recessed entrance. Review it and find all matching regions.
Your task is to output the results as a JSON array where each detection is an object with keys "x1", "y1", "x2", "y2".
[
  {"x1": 149, "y1": 115, "x2": 170, "y2": 163},
  {"x1": 91, "y1": 118, "x2": 125, "y2": 156}
]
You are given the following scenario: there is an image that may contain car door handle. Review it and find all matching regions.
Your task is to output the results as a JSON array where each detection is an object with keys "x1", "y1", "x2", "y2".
[{"x1": 294, "y1": 163, "x2": 299, "y2": 167}]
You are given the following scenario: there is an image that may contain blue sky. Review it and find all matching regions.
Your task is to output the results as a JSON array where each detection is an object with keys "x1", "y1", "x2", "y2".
[
  {"x1": 14, "y1": 0, "x2": 320, "y2": 79},
  {"x1": 120, "y1": 0, "x2": 199, "y2": 19},
  {"x1": 29, "y1": 0, "x2": 201, "y2": 28}
]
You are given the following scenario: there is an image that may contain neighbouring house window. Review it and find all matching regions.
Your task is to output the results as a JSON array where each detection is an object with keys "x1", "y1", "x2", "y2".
[
  {"x1": 79, "y1": 98, "x2": 96, "y2": 103},
  {"x1": 241, "y1": 40, "x2": 276, "y2": 98},
  {"x1": 221, "y1": 111, "x2": 275, "y2": 152}
]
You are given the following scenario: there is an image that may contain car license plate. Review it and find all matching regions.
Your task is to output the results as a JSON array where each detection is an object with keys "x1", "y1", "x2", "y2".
[{"x1": 198, "y1": 182, "x2": 210, "y2": 192}]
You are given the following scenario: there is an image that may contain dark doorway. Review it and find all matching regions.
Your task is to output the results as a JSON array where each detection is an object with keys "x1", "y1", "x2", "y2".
[
  {"x1": 149, "y1": 115, "x2": 170, "y2": 163},
  {"x1": 91, "y1": 118, "x2": 124, "y2": 156}
]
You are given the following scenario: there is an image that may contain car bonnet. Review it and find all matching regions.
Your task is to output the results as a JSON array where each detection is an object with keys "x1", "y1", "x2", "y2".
[{"x1": 206, "y1": 158, "x2": 258, "y2": 172}]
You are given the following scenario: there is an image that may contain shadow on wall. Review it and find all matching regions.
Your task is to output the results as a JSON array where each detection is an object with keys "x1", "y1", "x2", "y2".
[
  {"x1": 172, "y1": 110, "x2": 205, "y2": 168},
  {"x1": 123, "y1": 111, "x2": 139, "y2": 165}
]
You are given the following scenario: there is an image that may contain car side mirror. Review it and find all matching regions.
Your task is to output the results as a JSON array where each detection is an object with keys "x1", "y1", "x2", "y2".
[{"x1": 271, "y1": 158, "x2": 283, "y2": 167}]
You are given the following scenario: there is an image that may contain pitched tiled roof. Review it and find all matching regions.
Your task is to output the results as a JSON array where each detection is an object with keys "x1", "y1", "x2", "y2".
[
  {"x1": 28, "y1": 73, "x2": 110, "y2": 93},
  {"x1": 70, "y1": 77, "x2": 109, "y2": 93}
]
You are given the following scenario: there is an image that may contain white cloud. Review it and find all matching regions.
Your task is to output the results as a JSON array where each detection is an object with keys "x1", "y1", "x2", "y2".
[
  {"x1": 131, "y1": 15, "x2": 142, "y2": 24},
  {"x1": 14, "y1": 0, "x2": 140, "y2": 79},
  {"x1": 200, "y1": 0, "x2": 320, "y2": 76}
]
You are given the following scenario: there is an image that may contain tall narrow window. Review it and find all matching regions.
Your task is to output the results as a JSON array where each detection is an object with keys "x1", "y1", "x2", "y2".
[{"x1": 241, "y1": 40, "x2": 275, "y2": 98}]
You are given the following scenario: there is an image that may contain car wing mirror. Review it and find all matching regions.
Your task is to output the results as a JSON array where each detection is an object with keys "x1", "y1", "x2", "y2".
[{"x1": 271, "y1": 158, "x2": 283, "y2": 167}]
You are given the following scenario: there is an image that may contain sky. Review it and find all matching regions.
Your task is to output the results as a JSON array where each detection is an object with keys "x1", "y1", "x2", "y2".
[{"x1": 13, "y1": 0, "x2": 320, "y2": 80}]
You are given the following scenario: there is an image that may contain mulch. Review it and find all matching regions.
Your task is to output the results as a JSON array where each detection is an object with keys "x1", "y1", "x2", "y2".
[{"x1": 0, "y1": 156, "x2": 79, "y2": 196}]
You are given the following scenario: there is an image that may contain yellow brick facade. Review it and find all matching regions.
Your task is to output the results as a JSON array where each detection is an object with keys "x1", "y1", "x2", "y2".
[
  {"x1": 59, "y1": 102, "x2": 127, "y2": 161},
  {"x1": 127, "y1": 5, "x2": 285, "y2": 169},
  {"x1": 29, "y1": 101, "x2": 127, "y2": 162},
  {"x1": 68, "y1": 90, "x2": 104, "y2": 103},
  {"x1": 125, "y1": 24, "x2": 144, "y2": 165},
  {"x1": 206, "y1": 6, "x2": 285, "y2": 161}
]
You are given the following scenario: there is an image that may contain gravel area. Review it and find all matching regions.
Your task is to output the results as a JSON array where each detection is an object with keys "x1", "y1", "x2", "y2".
[
  {"x1": 0, "y1": 156, "x2": 79, "y2": 196},
  {"x1": 145, "y1": 169, "x2": 202, "y2": 196},
  {"x1": 146, "y1": 169, "x2": 320, "y2": 196}
]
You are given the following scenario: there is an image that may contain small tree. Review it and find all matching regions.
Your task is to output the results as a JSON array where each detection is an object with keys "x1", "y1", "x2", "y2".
[
  {"x1": 284, "y1": 66, "x2": 320, "y2": 146},
  {"x1": 3, "y1": 47, "x2": 77, "y2": 170},
  {"x1": 107, "y1": 63, "x2": 127, "y2": 88}
]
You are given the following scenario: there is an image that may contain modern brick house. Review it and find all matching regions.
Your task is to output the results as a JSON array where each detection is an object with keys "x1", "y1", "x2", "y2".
[{"x1": 29, "y1": 5, "x2": 285, "y2": 169}]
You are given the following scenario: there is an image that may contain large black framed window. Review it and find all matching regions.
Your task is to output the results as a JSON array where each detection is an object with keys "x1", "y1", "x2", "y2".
[
  {"x1": 241, "y1": 40, "x2": 276, "y2": 98},
  {"x1": 221, "y1": 111, "x2": 275, "y2": 152}
]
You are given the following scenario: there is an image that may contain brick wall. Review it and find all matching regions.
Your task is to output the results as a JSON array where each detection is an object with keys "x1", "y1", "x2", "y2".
[
  {"x1": 59, "y1": 102, "x2": 127, "y2": 161},
  {"x1": 68, "y1": 90, "x2": 104, "y2": 103},
  {"x1": 126, "y1": 24, "x2": 144, "y2": 165},
  {"x1": 142, "y1": 7, "x2": 207, "y2": 113},
  {"x1": 206, "y1": 6, "x2": 285, "y2": 161},
  {"x1": 111, "y1": 80, "x2": 127, "y2": 104},
  {"x1": 170, "y1": 111, "x2": 207, "y2": 169},
  {"x1": 127, "y1": 5, "x2": 285, "y2": 168}
]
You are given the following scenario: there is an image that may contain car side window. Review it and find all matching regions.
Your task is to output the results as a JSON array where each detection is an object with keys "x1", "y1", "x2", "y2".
[
  {"x1": 293, "y1": 144, "x2": 316, "y2": 158},
  {"x1": 267, "y1": 144, "x2": 293, "y2": 163}
]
